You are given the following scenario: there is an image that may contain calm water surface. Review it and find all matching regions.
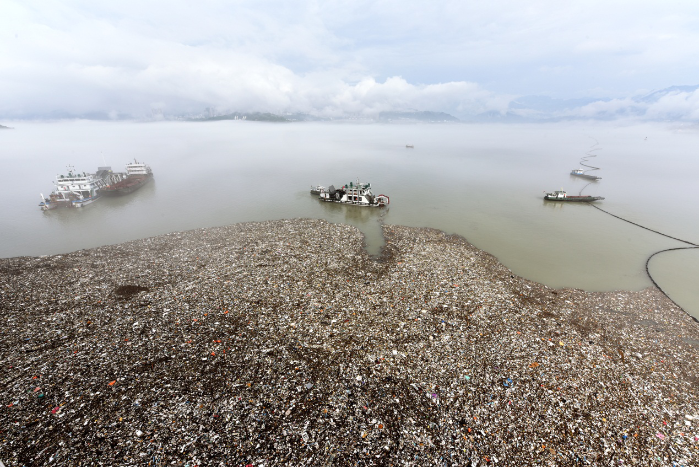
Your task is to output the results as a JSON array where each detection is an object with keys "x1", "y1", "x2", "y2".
[{"x1": 1, "y1": 120, "x2": 698, "y2": 317}]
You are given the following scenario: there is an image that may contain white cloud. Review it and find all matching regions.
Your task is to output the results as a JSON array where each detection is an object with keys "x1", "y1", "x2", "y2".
[
  {"x1": 645, "y1": 90, "x2": 699, "y2": 121},
  {"x1": 298, "y1": 77, "x2": 509, "y2": 117},
  {"x1": 2, "y1": 1, "x2": 699, "y2": 119},
  {"x1": 569, "y1": 98, "x2": 641, "y2": 119},
  {"x1": 545, "y1": 89, "x2": 699, "y2": 121},
  {"x1": 0, "y1": 1, "x2": 508, "y2": 118}
]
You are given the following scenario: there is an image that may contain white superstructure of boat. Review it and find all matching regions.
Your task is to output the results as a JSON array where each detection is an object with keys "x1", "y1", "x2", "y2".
[
  {"x1": 125, "y1": 160, "x2": 153, "y2": 177},
  {"x1": 310, "y1": 185, "x2": 326, "y2": 195},
  {"x1": 570, "y1": 168, "x2": 602, "y2": 180},
  {"x1": 39, "y1": 166, "x2": 110, "y2": 210},
  {"x1": 318, "y1": 179, "x2": 389, "y2": 207}
]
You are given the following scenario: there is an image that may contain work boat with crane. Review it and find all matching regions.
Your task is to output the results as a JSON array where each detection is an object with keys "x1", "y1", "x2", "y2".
[{"x1": 318, "y1": 180, "x2": 389, "y2": 207}]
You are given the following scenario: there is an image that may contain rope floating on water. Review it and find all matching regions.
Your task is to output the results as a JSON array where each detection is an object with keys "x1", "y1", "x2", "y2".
[
  {"x1": 588, "y1": 204, "x2": 698, "y2": 247},
  {"x1": 580, "y1": 137, "x2": 602, "y2": 175},
  {"x1": 574, "y1": 138, "x2": 698, "y2": 320},
  {"x1": 587, "y1": 202, "x2": 698, "y2": 320},
  {"x1": 581, "y1": 193, "x2": 697, "y2": 322},
  {"x1": 644, "y1": 247, "x2": 699, "y2": 322},
  {"x1": 588, "y1": 203, "x2": 699, "y2": 320}
]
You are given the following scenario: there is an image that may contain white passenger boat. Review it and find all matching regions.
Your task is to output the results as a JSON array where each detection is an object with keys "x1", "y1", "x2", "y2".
[
  {"x1": 39, "y1": 166, "x2": 109, "y2": 210},
  {"x1": 318, "y1": 180, "x2": 389, "y2": 207}
]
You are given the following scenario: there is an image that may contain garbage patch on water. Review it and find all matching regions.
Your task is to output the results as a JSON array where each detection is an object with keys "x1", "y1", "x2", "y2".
[{"x1": 1, "y1": 219, "x2": 698, "y2": 465}]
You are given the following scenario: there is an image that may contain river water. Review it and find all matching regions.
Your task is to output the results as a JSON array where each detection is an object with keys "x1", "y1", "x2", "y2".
[{"x1": 2, "y1": 120, "x2": 698, "y2": 317}]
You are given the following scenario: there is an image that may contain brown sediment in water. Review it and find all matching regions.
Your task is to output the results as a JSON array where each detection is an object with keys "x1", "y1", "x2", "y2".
[{"x1": 1, "y1": 219, "x2": 698, "y2": 465}]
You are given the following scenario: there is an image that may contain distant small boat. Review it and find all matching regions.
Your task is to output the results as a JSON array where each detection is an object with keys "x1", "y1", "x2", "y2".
[
  {"x1": 544, "y1": 190, "x2": 604, "y2": 202},
  {"x1": 310, "y1": 185, "x2": 326, "y2": 195},
  {"x1": 405, "y1": 144, "x2": 414, "y2": 148},
  {"x1": 570, "y1": 168, "x2": 601, "y2": 180}
]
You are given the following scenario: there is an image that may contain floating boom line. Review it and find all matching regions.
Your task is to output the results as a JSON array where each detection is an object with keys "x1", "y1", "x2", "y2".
[
  {"x1": 574, "y1": 137, "x2": 698, "y2": 320},
  {"x1": 585, "y1": 200, "x2": 699, "y2": 322},
  {"x1": 580, "y1": 137, "x2": 602, "y2": 175}
]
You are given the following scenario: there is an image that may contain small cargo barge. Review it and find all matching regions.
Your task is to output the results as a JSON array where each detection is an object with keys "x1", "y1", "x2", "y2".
[
  {"x1": 544, "y1": 190, "x2": 604, "y2": 202},
  {"x1": 101, "y1": 160, "x2": 153, "y2": 196},
  {"x1": 570, "y1": 168, "x2": 602, "y2": 180},
  {"x1": 310, "y1": 185, "x2": 326, "y2": 195}
]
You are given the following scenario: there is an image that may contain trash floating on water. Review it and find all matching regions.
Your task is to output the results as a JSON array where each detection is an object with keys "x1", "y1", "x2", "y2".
[{"x1": 1, "y1": 219, "x2": 698, "y2": 465}]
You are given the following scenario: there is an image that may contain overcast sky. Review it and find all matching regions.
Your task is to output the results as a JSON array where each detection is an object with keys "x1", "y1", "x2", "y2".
[{"x1": 2, "y1": 0, "x2": 699, "y2": 119}]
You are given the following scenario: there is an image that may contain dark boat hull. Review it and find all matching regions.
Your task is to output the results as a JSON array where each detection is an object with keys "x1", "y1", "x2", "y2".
[
  {"x1": 571, "y1": 173, "x2": 602, "y2": 180},
  {"x1": 544, "y1": 195, "x2": 604, "y2": 202},
  {"x1": 101, "y1": 175, "x2": 152, "y2": 196}
]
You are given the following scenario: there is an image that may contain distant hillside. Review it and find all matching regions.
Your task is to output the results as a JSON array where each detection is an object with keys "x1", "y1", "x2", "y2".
[
  {"x1": 6, "y1": 82, "x2": 698, "y2": 123},
  {"x1": 490, "y1": 84, "x2": 699, "y2": 122},
  {"x1": 471, "y1": 110, "x2": 532, "y2": 123},
  {"x1": 195, "y1": 112, "x2": 289, "y2": 122},
  {"x1": 638, "y1": 85, "x2": 699, "y2": 103},
  {"x1": 508, "y1": 95, "x2": 599, "y2": 113},
  {"x1": 283, "y1": 113, "x2": 327, "y2": 122},
  {"x1": 0, "y1": 124, "x2": 11, "y2": 129},
  {"x1": 378, "y1": 111, "x2": 459, "y2": 122}
]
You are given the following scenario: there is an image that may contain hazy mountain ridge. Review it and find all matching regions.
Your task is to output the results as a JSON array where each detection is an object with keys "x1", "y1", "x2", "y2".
[
  {"x1": 498, "y1": 85, "x2": 699, "y2": 122},
  {"x1": 378, "y1": 111, "x2": 459, "y2": 122},
  {"x1": 638, "y1": 85, "x2": 699, "y2": 103},
  {"x1": 2, "y1": 85, "x2": 697, "y2": 123},
  {"x1": 193, "y1": 110, "x2": 461, "y2": 123},
  {"x1": 193, "y1": 112, "x2": 290, "y2": 122}
]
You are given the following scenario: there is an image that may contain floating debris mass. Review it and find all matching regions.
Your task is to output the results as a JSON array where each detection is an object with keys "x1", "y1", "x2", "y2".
[{"x1": 1, "y1": 219, "x2": 698, "y2": 465}]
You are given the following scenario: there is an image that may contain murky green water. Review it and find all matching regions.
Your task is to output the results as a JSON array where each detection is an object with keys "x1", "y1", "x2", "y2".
[{"x1": 2, "y1": 120, "x2": 698, "y2": 317}]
